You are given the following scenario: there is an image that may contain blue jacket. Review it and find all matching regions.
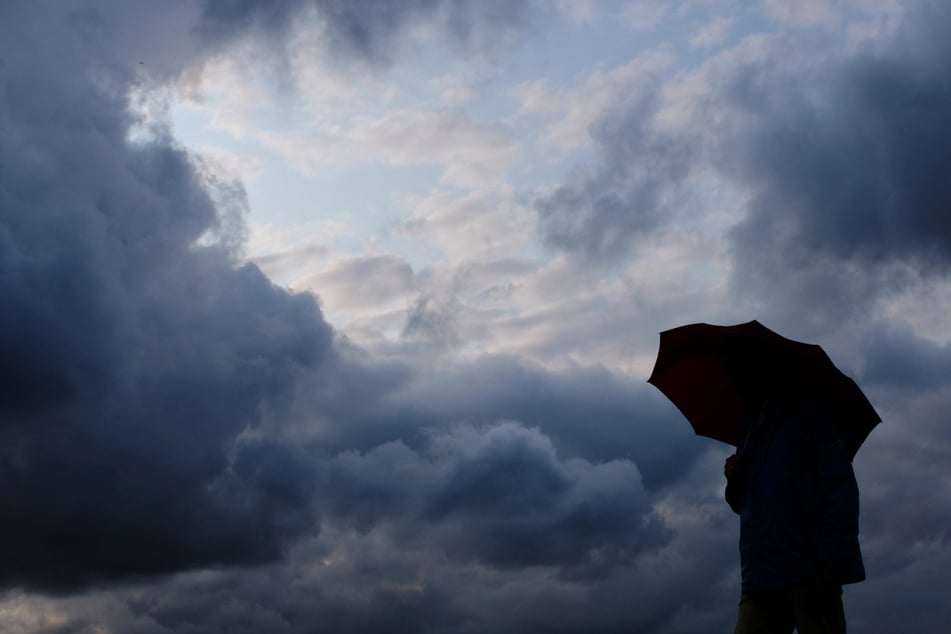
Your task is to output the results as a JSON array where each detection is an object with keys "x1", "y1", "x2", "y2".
[{"x1": 725, "y1": 390, "x2": 865, "y2": 593}]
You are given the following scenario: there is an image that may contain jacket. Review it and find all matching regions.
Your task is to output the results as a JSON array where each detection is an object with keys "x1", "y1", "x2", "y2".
[{"x1": 725, "y1": 390, "x2": 866, "y2": 593}]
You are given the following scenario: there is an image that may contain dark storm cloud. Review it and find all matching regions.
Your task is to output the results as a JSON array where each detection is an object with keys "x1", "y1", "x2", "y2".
[
  {"x1": 295, "y1": 353, "x2": 701, "y2": 490},
  {"x1": 28, "y1": 444, "x2": 742, "y2": 634},
  {"x1": 322, "y1": 421, "x2": 664, "y2": 578},
  {"x1": 0, "y1": 1, "x2": 335, "y2": 590},
  {"x1": 536, "y1": 2, "x2": 951, "y2": 289},
  {"x1": 722, "y1": 2, "x2": 951, "y2": 330},
  {"x1": 0, "y1": 0, "x2": 546, "y2": 593},
  {"x1": 424, "y1": 424, "x2": 664, "y2": 575},
  {"x1": 3, "y1": 345, "x2": 717, "y2": 631},
  {"x1": 726, "y1": 2, "x2": 951, "y2": 274},
  {"x1": 266, "y1": 353, "x2": 704, "y2": 596},
  {"x1": 400, "y1": 357, "x2": 701, "y2": 489}
]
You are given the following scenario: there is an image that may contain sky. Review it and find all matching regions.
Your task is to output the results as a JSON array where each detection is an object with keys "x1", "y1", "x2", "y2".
[{"x1": 1, "y1": 0, "x2": 950, "y2": 632}]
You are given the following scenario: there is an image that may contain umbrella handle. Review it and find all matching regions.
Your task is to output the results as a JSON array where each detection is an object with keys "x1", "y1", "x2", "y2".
[
  {"x1": 739, "y1": 420, "x2": 753, "y2": 456},
  {"x1": 738, "y1": 387, "x2": 777, "y2": 456}
]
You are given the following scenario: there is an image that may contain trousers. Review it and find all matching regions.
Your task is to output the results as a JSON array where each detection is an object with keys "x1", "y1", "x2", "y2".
[{"x1": 733, "y1": 586, "x2": 846, "y2": 634}]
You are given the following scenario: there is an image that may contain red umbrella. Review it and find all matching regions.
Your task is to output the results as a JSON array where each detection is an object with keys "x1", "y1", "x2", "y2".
[{"x1": 646, "y1": 320, "x2": 881, "y2": 459}]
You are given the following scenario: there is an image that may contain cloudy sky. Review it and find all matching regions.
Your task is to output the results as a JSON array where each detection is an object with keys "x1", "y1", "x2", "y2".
[{"x1": 2, "y1": 0, "x2": 950, "y2": 632}]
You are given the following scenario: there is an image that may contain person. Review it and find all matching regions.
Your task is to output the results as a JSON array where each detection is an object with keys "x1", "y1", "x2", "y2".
[{"x1": 723, "y1": 359, "x2": 865, "y2": 634}]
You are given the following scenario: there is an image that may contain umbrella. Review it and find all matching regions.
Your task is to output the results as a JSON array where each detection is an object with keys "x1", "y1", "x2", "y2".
[{"x1": 646, "y1": 320, "x2": 881, "y2": 459}]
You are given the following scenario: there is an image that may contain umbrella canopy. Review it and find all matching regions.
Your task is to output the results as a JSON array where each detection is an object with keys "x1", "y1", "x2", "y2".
[{"x1": 647, "y1": 320, "x2": 881, "y2": 459}]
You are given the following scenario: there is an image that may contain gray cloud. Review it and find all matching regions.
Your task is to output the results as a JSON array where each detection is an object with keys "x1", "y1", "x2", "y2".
[
  {"x1": 322, "y1": 421, "x2": 664, "y2": 578},
  {"x1": 726, "y1": 3, "x2": 951, "y2": 281},
  {"x1": 14, "y1": 0, "x2": 951, "y2": 631},
  {"x1": 8, "y1": 443, "x2": 743, "y2": 634},
  {"x1": 536, "y1": 2, "x2": 951, "y2": 322},
  {"x1": 293, "y1": 353, "x2": 701, "y2": 490},
  {"x1": 198, "y1": 0, "x2": 542, "y2": 64},
  {"x1": 721, "y1": 4, "x2": 951, "y2": 334},
  {"x1": 0, "y1": 0, "x2": 585, "y2": 605},
  {"x1": 860, "y1": 320, "x2": 951, "y2": 391},
  {"x1": 402, "y1": 294, "x2": 461, "y2": 344},
  {"x1": 525, "y1": 5, "x2": 951, "y2": 632},
  {"x1": 535, "y1": 86, "x2": 699, "y2": 262},
  {"x1": 0, "y1": 1, "x2": 336, "y2": 591}
]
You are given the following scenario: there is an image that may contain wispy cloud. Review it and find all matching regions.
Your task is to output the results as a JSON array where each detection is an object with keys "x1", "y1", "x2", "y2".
[
  {"x1": 258, "y1": 109, "x2": 519, "y2": 189},
  {"x1": 619, "y1": 0, "x2": 669, "y2": 31},
  {"x1": 514, "y1": 50, "x2": 676, "y2": 150},
  {"x1": 690, "y1": 15, "x2": 734, "y2": 48},
  {"x1": 761, "y1": 0, "x2": 840, "y2": 27}
]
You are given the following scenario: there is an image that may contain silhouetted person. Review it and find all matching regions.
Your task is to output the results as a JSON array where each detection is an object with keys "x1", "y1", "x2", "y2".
[{"x1": 723, "y1": 353, "x2": 865, "y2": 634}]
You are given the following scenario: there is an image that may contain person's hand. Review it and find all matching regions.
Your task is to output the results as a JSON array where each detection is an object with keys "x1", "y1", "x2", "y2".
[{"x1": 724, "y1": 453, "x2": 743, "y2": 480}]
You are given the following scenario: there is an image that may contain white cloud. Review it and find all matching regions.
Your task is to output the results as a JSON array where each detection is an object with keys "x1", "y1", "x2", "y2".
[
  {"x1": 349, "y1": 110, "x2": 520, "y2": 188},
  {"x1": 619, "y1": 1, "x2": 669, "y2": 31},
  {"x1": 513, "y1": 50, "x2": 677, "y2": 150},
  {"x1": 880, "y1": 276, "x2": 951, "y2": 345},
  {"x1": 762, "y1": 0, "x2": 841, "y2": 27},
  {"x1": 849, "y1": 0, "x2": 903, "y2": 14},
  {"x1": 255, "y1": 128, "x2": 337, "y2": 178},
  {"x1": 652, "y1": 32, "x2": 786, "y2": 132},
  {"x1": 556, "y1": 0, "x2": 598, "y2": 24},
  {"x1": 395, "y1": 189, "x2": 534, "y2": 263},
  {"x1": 246, "y1": 221, "x2": 343, "y2": 284},
  {"x1": 176, "y1": 48, "x2": 274, "y2": 140},
  {"x1": 0, "y1": 592, "x2": 73, "y2": 634},
  {"x1": 690, "y1": 16, "x2": 734, "y2": 49},
  {"x1": 431, "y1": 73, "x2": 474, "y2": 106},
  {"x1": 845, "y1": 0, "x2": 904, "y2": 48},
  {"x1": 679, "y1": 0, "x2": 739, "y2": 9},
  {"x1": 300, "y1": 254, "x2": 418, "y2": 313},
  {"x1": 194, "y1": 145, "x2": 266, "y2": 183},
  {"x1": 287, "y1": 16, "x2": 403, "y2": 113},
  {"x1": 331, "y1": 220, "x2": 735, "y2": 374},
  {"x1": 260, "y1": 109, "x2": 520, "y2": 189},
  {"x1": 483, "y1": 229, "x2": 733, "y2": 374}
]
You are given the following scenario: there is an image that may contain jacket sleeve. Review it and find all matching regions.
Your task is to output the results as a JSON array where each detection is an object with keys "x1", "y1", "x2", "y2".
[{"x1": 814, "y1": 412, "x2": 865, "y2": 583}]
